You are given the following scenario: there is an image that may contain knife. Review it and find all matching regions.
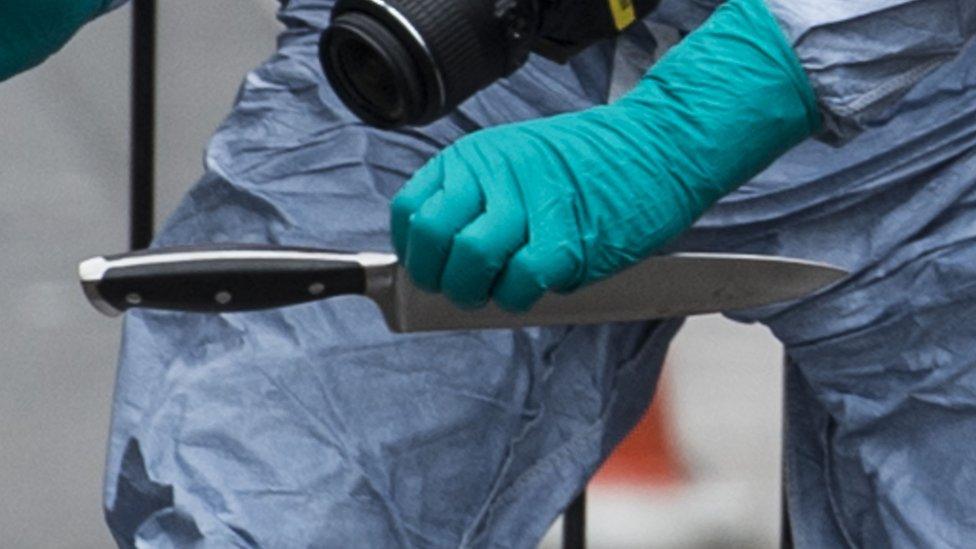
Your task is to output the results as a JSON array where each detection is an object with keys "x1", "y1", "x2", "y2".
[{"x1": 78, "y1": 244, "x2": 845, "y2": 333}]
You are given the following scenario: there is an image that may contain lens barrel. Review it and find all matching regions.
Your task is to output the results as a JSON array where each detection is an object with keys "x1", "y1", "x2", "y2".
[
  {"x1": 321, "y1": 12, "x2": 426, "y2": 126},
  {"x1": 321, "y1": 0, "x2": 522, "y2": 127}
]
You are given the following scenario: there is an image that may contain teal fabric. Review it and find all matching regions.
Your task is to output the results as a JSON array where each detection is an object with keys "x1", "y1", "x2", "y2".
[
  {"x1": 0, "y1": 0, "x2": 108, "y2": 81},
  {"x1": 391, "y1": 0, "x2": 821, "y2": 311}
]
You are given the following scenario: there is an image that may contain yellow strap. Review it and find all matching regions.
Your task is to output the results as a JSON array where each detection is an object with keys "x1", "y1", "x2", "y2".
[{"x1": 608, "y1": 0, "x2": 637, "y2": 30}]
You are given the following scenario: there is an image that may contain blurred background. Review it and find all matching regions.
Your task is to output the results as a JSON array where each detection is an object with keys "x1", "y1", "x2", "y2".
[{"x1": 0, "y1": 2, "x2": 784, "y2": 547}]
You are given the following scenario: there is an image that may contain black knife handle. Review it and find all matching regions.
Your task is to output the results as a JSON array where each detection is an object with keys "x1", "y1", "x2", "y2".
[{"x1": 79, "y1": 244, "x2": 394, "y2": 316}]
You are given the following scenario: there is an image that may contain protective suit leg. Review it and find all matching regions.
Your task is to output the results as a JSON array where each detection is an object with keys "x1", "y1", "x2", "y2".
[
  {"x1": 104, "y1": 1, "x2": 976, "y2": 547},
  {"x1": 677, "y1": 41, "x2": 976, "y2": 547},
  {"x1": 103, "y1": 2, "x2": 679, "y2": 547}
]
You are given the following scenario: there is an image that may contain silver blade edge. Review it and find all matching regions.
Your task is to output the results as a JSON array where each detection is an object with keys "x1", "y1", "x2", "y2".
[{"x1": 379, "y1": 253, "x2": 846, "y2": 333}]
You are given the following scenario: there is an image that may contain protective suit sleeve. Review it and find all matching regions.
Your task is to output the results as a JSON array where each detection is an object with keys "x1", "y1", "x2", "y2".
[
  {"x1": 391, "y1": 0, "x2": 820, "y2": 312},
  {"x1": 763, "y1": 0, "x2": 976, "y2": 142},
  {"x1": 0, "y1": 0, "x2": 120, "y2": 82}
]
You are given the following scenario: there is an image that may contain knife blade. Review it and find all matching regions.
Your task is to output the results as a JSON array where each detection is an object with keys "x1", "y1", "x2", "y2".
[{"x1": 78, "y1": 244, "x2": 846, "y2": 332}]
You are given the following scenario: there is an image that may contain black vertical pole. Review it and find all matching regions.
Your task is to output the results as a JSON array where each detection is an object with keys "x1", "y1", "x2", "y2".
[
  {"x1": 563, "y1": 491, "x2": 586, "y2": 549},
  {"x1": 130, "y1": 0, "x2": 156, "y2": 250},
  {"x1": 781, "y1": 354, "x2": 793, "y2": 549}
]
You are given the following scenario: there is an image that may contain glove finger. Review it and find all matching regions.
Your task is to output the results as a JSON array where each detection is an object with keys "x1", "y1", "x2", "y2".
[
  {"x1": 390, "y1": 155, "x2": 445, "y2": 258},
  {"x1": 491, "y1": 192, "x2": 583, "y2": 312},
  {"x1": 492, "y1": 242, "x2": 581, "y2": 313},
  {"x1": 440, "y1": 203, "x2": 528, "y2": 309},
  {"x1": 404, "y1": 174, "x2": 484, "y2": 292}
]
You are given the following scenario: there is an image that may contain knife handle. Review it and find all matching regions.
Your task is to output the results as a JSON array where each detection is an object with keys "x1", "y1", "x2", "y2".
[{"x1": 78, "y1": 244, "x2": 396, "y2": 316}]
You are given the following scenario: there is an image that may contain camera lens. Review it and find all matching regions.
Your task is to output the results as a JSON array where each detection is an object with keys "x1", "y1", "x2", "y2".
[
  {"x1": 321, "y1": 12, "x2": 426, "y2": 127},
  {"x1": 334, "y1": 31, "x2": 402, "y2": 119},
  {"x1": 321, "y1": 0, "x2": 517, "y2": 128}
]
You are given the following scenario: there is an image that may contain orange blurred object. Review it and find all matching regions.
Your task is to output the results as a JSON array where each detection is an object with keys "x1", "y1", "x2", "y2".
[{"x1": 594, "y1": 378, "x2": 685, "y2": 486}]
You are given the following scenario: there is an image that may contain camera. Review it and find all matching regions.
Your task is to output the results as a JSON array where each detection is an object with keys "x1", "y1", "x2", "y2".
[{"x1": 319, "y1": 0, "x2": 660, "y2": 127}]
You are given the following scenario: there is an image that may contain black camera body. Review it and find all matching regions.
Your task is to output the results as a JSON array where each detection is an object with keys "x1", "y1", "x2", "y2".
[{"x1": 320, "y1": 0, "x2": 660, "y2": 127}]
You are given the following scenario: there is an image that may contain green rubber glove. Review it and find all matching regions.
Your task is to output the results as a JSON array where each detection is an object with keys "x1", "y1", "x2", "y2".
[
  {"x1": 391, "y1": 0, "x2": 821, "y2": 312},
  {"x1": 0, "y1": 0, "x2": 108, "y2": 81}
]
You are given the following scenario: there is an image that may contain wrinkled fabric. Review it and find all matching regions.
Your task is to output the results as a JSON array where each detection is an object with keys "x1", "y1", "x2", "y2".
[
  {"x1": 682, "y1": 43, "x2": 976, "y2": 546},
  {"x1": 104, "y1": 1, "x2": 976, "y2": 548},
  {"x1": 104, "y1": 3, "x2": 680, "y2": 547},
  {"x1": 764, "y1": 0, "x2": 976, "y2": 141}
]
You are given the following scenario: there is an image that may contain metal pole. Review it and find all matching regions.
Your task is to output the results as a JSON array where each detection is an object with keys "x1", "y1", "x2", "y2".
[
  {"x1": 130, "y1": 0, "x2": 156, "y2": 250},
  {"x1": 781, "y1": 354, "x2": 793, "y2": 549},
  {"x1": 563, "y1": 490, "x2": 586, "y2": 549}
]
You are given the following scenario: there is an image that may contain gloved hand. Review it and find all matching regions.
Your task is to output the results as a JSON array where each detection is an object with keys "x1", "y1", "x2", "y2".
[
  {"x1": 0, "y1": 0, "x2": 108, "y2": 81},
  {"x1": 391, "y1": 0, "x2": 821, "y2": 312}
]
